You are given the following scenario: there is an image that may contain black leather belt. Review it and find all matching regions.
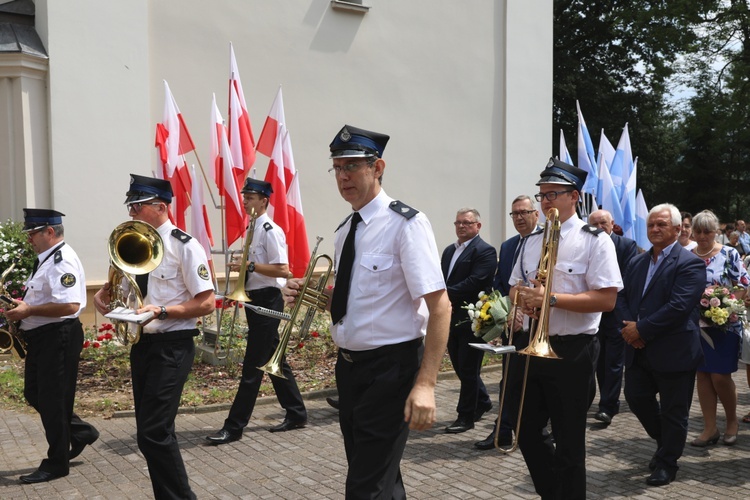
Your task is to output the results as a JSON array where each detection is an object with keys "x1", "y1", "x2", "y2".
[
  {"x1": 550, "y1": 333, "x2": 594, "y2": 342},
  {"x1": 339, "y1": 338, "x2": 422, "y2": 363},
  {"x1": 138, "y1": 329, "x2": 199, "y2": 343}
]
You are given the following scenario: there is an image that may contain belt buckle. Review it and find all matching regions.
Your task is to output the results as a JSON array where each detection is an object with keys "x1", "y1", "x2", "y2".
[{"x1": 341, "y1": 352, "x2": 353, "y2": 363}]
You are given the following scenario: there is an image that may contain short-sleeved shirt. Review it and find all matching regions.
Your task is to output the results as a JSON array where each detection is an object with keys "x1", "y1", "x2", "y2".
[
  {"x1": 331, "y1": 190, "x2": 445, "y2": 351},
  {"x1": 510, "y1": 214, "x2": 623, "y2": 336},
  {"x1": 21, "y1": 241, "x2": 86, "y2": 330},
  {"x1": 244, "y1": 212, "x2": 288, "y2": 291},
  {"x1": 142, "y1": 221, "x2": 214, "y2": 333}
]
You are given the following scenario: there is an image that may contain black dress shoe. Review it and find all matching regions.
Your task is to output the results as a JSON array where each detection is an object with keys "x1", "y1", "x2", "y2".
[
  {"x1": 474, "y1": 403, "x2": 493, "y2": 422},
  {"x1": 594, "y1": 411, "x2": 612, "y2": 425},
  {"x1": 646, "y1": 467, "x2": 676, "y2": 487},
  {"x1": 326, "y1": 397, "x2": 340, "y2": 410},
  {"x1": 20, "y1": 469, "x2": 66, "y2": 484},
  {"x1": 445, "y1": 417, "x2": 474, "y2": 434},
  {"x1": 474, "y1": 431, "x2": 512, "y2": 450},
  {"x1": 70, "y1": 428, "x2": 100, "y2": 459},
  {"x1": 205, "y1": 429, "x2": 242, "y2": 445},
  {"x1": 269, "y1": 419, "x2": 307, "y2": 433}
]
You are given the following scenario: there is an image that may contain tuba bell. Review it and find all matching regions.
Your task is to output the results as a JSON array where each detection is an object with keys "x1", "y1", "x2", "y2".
[{"x1": 106, "y1": 220, "x2": 164, "y2": 345}]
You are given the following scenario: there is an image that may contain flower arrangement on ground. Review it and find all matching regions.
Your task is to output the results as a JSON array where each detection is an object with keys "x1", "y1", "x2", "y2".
[
  {"x1": 699, "y1": 286, "x2": 746, "y2": 329},
  {"x1": 463, "y1": 290, "x2": 511, "y2": 342}
]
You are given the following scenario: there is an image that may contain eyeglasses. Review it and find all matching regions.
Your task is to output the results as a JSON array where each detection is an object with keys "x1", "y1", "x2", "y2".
[
  {"x1": 535, "y1": 190, "x2": 574, "y2": 202},
  {"x1": 454, "y1": 221, "x2": 478, "y2": 227},
  {"x1": 328, "y1": 161, "x2": 372, "y2": 176},
  {"x1": 127, "y1": 202, "x2": 163, "y2": 213},
  {"x1": 509, "y1": 210, "x2": 536, "y2": 218}
]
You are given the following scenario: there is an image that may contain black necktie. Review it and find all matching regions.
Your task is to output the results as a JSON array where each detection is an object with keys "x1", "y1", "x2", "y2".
[
  {"x1": 331, "y1": 212, "x2": 362, "y2": 324},
  {"x1": 30, "y1": 258, "x2": 40, "y2": 279},
  {"x1": 135, "y1": 273, "x2": 149, "y2": 299}
]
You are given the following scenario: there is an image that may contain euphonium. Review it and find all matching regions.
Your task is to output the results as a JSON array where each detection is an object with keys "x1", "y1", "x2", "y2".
[
  {"x1": 492, "y1": 207, "x2": 562, "y2": 452},
  {"x1": 258, "y1": 237, "x2": 333, "y2": 378},
  {"x1": 106, "y1": 220, "x2": 164, "y2": 345},
  {"x1": 214, "y1": 209, "x2": 257, "y2": 361},
  {"x1": 0, "y1": 257, "x2": 27, "y2": 359}
]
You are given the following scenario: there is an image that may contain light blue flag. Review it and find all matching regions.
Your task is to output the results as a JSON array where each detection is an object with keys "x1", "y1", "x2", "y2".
[
  {"x1": 559, "y1": 129, "x2": 573, "y2": 165},
  {"x1": 596, "y1": 130, "x2": 615, "y2": 203},
  {"x1": 620, "y1": 158, "x2": 637, "y2": 239},
  {"x1": 598, "y1": 155, "x2": 624, "y2": 225},
  {"x1": 577, "y1": 102, "x2": 598, "y2": 195},
  {"x1": 609, "y1": 124, "x2": 632, "y2": 200},
  {"x1": 635, "y1": 189, "x2": 650, "y2": 251}
]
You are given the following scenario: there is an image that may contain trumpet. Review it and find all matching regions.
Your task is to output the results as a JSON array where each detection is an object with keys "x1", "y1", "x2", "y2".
[
  {"x1": 106, "y1": 220, "x2": 164, "y2": 345},
  {"x1": 214, "y1": 209, "x2": 257, "y2": 360},
  {"x1": 258, "y1": 237, "x2": 333, "y2": 378},
  {"x1": 0, "y1": 257, "x2": 27, "y2": 359},
  {"x1": 493, "y1": 208, "x2": 561, "y2": 452}
]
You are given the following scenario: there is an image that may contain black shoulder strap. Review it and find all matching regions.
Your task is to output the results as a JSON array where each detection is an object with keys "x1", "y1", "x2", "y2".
[
  {"x1": 171, "y1": 228, "x2": 192, "y2": 243},
  {"x1": 581, "y1": 224, "x2": 604, "y2": 236},
  {"x1": 389, "y1": 200, "x2": 419, "y2": 220}
]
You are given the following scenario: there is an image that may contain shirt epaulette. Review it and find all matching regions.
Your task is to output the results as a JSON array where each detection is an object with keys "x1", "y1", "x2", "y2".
[
  {"x1": 389, "y1": 200, "x2": 419, "y2": 220},
  {"x1": 263, "y1": 222, "x2": 273, "y2": 231},
  {"x1": 171, "y1": 228, "x2": 192, "y2": 243},
  {"x1": 335, "y1": 213, "x2": 354, "y2": 232},
  {"x1": 54, "y1": 250, "x2": 63, "y2": 264},
  {"x1": 581, "y1": 224, "x2": 604, "y2": 236},
  {"x1": 529, "y1": 226, "x2": 544, "y2": 237}
]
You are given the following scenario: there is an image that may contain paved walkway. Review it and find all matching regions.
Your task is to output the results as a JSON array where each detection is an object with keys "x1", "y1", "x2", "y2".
[{"x1": 1, "y1": 367, "x2": 749, "y2": 499}]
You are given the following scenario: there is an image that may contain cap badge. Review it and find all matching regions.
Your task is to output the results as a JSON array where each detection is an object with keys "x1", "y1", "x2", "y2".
[
  {"x1": 340, "y1": 128, "x2": 351, "y2": 142},
  {"x1": 546, "y1": 158, "x2": 555, "y2": 169}
]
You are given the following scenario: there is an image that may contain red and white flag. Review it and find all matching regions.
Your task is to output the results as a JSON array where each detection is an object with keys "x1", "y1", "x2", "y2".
[
  {"x1": 282, "y1": 127, "x2": 310, "y2": 277},
  {"x1": 190, "y1": 164, "x2": 214, "y2": 263},
  {"x1": 263, "y1": 122, "x2": 290, "y2": 234},
  {"x1": 228, "y1": 43, "x2": 256, "y2": 178},
  {"x1": 155, "y1": 81, "x2": 194, "y2": 230},
  {"x1": 256, "y1": 86, "x2": 285, "y2": 159},
  {"x1": 211, "y1": 94, "x2": 246, "y2": 247}
]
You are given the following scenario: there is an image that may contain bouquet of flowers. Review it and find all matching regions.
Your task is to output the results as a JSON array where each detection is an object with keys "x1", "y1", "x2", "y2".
[
  {"x1": 699, "y1": 285, "x2": 746, "y2": 329},
  {"x1": 463, "y1": 290, "x2": 511, "y2": 342}
]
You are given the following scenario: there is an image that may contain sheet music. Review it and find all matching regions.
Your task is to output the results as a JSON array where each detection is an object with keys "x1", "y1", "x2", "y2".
[
  {"x1": 468, "y1": 343, "x2": 516, "y2": 355},
  {"x1": 105, "y1": 306, "x2": 155, "y2": 324}
]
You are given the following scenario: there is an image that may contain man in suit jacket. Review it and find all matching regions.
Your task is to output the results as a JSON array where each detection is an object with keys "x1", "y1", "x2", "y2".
[
  {"x1": 618, "y1": 203, "x2": 705, "y2": 487},
  {"x1": 588, "y1": 209, "x2": 638, "y2": 426},
  {"x1": 475, "y1": 195, "x2": 540, "y2": 449},
  {"x1": 441, "y1": 208, "x2": 498, "y2": 433}
]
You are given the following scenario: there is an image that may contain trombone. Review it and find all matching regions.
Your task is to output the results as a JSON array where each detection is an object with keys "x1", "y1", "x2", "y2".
[
  {"x1": 215, "y1": 209, "x2": 257, "y2": 360},
  {"x1": 258, "y1": 237, "x2": 333, "y2": 378},
  {"x1": 493, "y1": 208, "x2": 561, "y2": 452}
]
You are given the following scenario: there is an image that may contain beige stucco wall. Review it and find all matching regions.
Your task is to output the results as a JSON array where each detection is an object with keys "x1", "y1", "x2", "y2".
[{"x1": 6, "y1": 0, "x2": 552, "y2": 327}]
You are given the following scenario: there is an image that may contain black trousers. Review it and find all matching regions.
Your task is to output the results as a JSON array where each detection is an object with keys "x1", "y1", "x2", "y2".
[
  {"x1": 224, "y1": 287, "x2": 306, "y2": 432},
  {"x1": 336, "y1": 339, "x2": 423, "y2": 500},
  {"x1": 595, "y1": 324, "x2": 625, "y2": 415},
  {"x1": 131, "y1": 333, "x2": 196, "y2": 500},
  {"x1": 507, "y1": 334, "x2": 599, "y2": 500},
  {"x1": 624, "y1": 351, "x2": 696, "y2": 473},
  {"x1": 23, "y1": 319, "x2": 97, "y2": 476},
  {"x1": 446, "y1": 326, "x2": 491, "y2": 419}
]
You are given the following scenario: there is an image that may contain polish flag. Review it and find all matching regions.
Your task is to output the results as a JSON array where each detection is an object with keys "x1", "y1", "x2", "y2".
[
  {"x1": 263, "y1": 122, "x2": 290, "y2": 234},
  {"x1": 256, "y1": 86, "x2": 285, "y2": 159},
  {"x1": 190, "y1": 164, "x2": 214, "y2": 263},
  {"x1": 228, "y1": 43, "x2": 256, "y2": 177},
  {"x1": 155, "y1": 81, "x2": 194, "y2": 230},
  {"x1": 281, "y1": 127, "x2": 310, "y2": 277},
  {"x1": 211, "y1": 94, "x2": 246, "y2": 247}
]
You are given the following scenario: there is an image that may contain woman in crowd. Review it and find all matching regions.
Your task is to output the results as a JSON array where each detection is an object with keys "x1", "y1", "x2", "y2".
[
  {"x1": 690, "y1": 210, "x2": 749, "y2": 447},
  {"x1": 679, "y1": 211, "x2": 698, "y2": 250}
]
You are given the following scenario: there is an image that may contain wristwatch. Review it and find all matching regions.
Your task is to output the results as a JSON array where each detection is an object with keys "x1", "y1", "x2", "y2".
[
  {"x1": 158, "y1": 306, "x2": 168, "y2": 321},
  {"x1": 549, "y1": 295, "x2": 558, "y2": 308},
  {"x1": 248, "y1": 261, "x2": 256, "y2": 273}
]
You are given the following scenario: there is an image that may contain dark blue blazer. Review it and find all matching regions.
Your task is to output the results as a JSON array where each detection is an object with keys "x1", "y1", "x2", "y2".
[
  {"x1": 492, "y1": 235, "x2": 521, "y2": 296},
  {"x1": 616, "y1": 242, "x2": 705, "y2": 372},
  {"x1": 442, "y1": 236, "x2": 498, "y2": 332},
  {"x1": 600, "y1": 233, "x2": 639, "y2": 331}
]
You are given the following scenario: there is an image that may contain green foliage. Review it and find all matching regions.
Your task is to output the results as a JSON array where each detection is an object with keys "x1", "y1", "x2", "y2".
[
  {"x1": 0, "y1": 219, "x2": 35, "y2": 330},
  {"x1": 0, "y1": 359, "x2": 26, "y2": 410}
]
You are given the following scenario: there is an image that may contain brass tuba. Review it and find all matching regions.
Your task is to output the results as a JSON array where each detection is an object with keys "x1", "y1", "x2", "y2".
[
  {"x1": 106, "y1": 221, "x2": 164, "y2": 345},
  {"x1": 492, "y1": 207, "x2": 561, "y2": 452},
  {"x1": 258, "y1": 237, "x2": 333, "y2": 378},
  {"x1": 0, "y1": 257, "x2": 27, "y2": 359}
]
